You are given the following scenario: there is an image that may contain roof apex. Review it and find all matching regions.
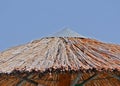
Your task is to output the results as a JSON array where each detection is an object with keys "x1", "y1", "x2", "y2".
[{"x1": 50, "y1": 28, "x2": 85, "y2": 37}]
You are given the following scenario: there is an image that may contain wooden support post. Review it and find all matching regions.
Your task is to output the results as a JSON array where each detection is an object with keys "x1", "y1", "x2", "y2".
[
  {"x1": 71, "y1": 73, "x2": 82, "y2": 86},
  {"x1": 76, "y1": 73, "x2": 98, "y2": 86},
  {"x1": 57, "y1": 73, "x2": 71, "y2": 86},
  {"x1": 16, "y1": 74, "x2": 38, "y2": 86}
]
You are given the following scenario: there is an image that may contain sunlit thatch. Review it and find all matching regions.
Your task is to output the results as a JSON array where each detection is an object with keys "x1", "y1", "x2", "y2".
[{"x1": 0, "y1": 29, "x2": 120, "y2": 86}]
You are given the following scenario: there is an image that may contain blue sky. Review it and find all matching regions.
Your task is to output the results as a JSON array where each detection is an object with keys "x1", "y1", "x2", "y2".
[{"x1": 0, "y1": 0, "x2": 120, "y2": 51}]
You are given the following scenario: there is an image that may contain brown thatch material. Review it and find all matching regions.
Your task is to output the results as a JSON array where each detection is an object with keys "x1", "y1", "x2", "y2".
[
  {"x1": 0, "y1": 29, "x2": 120, "y2": 86},
  {"x1": 0, "y1": 37, "x2": 120, "y2": 73}
]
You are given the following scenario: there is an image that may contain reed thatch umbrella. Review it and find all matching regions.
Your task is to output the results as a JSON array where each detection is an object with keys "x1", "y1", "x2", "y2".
[{"x1": 0, "y1": 29, "x2": 120, "y2": 86}]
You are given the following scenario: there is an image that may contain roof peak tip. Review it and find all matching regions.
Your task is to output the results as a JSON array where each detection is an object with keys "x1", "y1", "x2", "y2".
[
  {"x1": 49, "y1": 28, "x2": 86, "y2": 38},
  {"x1": 61, "y1": 27, "x2": 72, "y2": 30}
]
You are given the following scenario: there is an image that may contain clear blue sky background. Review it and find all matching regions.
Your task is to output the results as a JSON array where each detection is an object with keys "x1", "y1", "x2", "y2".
[{"x1": 0, "y1": 0, "x2": 120, "y2": 51}]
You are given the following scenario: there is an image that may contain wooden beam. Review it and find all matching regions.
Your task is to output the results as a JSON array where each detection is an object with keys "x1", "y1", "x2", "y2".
[
  {"x1": 71, "y1": 73, "x2": 82, "y2": 86},
  {"x1": 109, "y1": 74, "x2": 120, "y2": 81},
  {"x1": 76, "y1": 73, "x2": 98, "y2": 86},
  {"x1": 16, "y1": 74, "x2": 38, "y2": 86}
]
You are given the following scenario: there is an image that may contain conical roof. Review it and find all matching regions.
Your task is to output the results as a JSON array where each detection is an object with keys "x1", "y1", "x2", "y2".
[
  {"x1": 0, "y1": 29, "x2": 120, "y2": 73},
  {"x1": 0, "y1": 29, "x2": 120, "y2": 86}
]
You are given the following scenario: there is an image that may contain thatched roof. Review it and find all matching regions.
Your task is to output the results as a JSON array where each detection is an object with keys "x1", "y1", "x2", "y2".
[
  {"x1": 0, "y1": 29, "x2": 120, "y2": 74},
  {"x1": 0, "y1": 29, "x2": 120, "y2": 86}
]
